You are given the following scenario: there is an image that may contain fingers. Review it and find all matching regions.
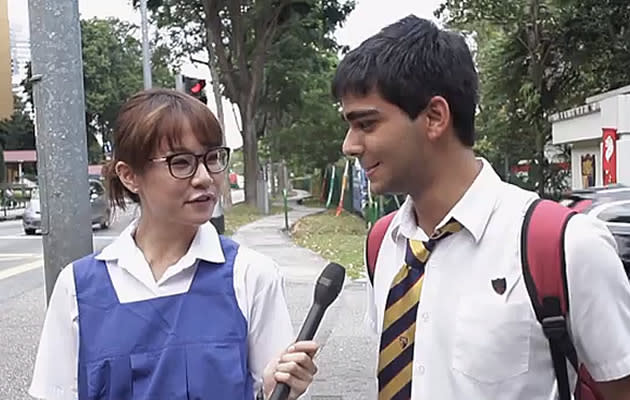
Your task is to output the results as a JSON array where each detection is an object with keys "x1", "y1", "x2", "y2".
[
  {"x1": 271, "y1": 341, "x2": 320, "y2": 400},
  {"x1": 273, "y1": 367, "x2": 313, "y2": 400},
  {"x1": 276, "y1": 352, "x2": 318, "y2": 377},
  {"x1": 287, "y1": 340, "x2": 320, "y2": 358}
]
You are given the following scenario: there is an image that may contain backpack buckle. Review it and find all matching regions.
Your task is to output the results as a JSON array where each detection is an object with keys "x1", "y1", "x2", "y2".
[{"x1": 542, "y1": 315, "x2": 568, "y2": 340}]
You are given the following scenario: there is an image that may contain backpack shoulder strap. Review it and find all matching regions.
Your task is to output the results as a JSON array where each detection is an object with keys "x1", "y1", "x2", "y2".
[
  {"x1": 521, "y1": 198, "x2": 578, "y2": 400},
  {"x1": 521, "y1": 198, "x2": 576, "y2": 318},
  {"x1": 365, "y1": 211, "x2": 397, "y2": 285}
]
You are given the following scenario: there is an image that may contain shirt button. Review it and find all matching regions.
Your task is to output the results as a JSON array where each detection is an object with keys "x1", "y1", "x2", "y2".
[
  {"x1": 422, "y1": 312, "x2": 430, "y2": 322},
  {"x1": 417, "y1": 365, "x2": 425, "y2": 375}
]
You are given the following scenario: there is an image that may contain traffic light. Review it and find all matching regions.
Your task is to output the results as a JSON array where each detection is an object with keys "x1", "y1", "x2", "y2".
[{"x1": 182, "y1": 76, "x2": 207, "y2": 104}]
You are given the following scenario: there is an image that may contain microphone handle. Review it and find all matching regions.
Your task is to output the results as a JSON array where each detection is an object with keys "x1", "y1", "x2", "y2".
[
  {"x1": 268, "y1": 303, "x2": 325, "y2": 400},
  {"x1": 296, "y1": 303, "x2": 324, "y2": 341}
]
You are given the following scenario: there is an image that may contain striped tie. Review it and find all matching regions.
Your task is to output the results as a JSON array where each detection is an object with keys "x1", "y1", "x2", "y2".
[{"x1": 377, "y1": 219, "x2": 462, "y2": 400}]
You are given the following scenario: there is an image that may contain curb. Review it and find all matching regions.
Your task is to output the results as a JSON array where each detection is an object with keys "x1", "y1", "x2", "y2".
[
  {"x1": 286, "y1": 207, "x2": 327, "y2": 234},
  {"x1": 0, "y1": 214, "x2": 23, "y2": 222},
  {"x1": 286, "y1": 205, "x2": 370, "y2": 283}
]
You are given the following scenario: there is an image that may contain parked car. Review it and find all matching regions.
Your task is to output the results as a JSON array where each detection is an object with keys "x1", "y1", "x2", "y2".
[
  {"x1": 22, "y1": 179, "x2": 112, "y2": 235},
  {"x1": 559, "y1": 184, "x2": 630, "y2": 211},
  {"x1": 559, "y1": 185, "x2": 630, "y2": 277}
]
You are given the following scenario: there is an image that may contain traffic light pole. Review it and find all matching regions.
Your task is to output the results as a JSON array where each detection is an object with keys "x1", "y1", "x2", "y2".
[
  {"x1": 140, "y1": 0, "x2": 152, "y2": 89},
  {"x1": 178, "y1": 70, "x2": 233, "y2": 212},
  {"x1": 28, "y1": 0, "x2": 93, "y2": 304}
]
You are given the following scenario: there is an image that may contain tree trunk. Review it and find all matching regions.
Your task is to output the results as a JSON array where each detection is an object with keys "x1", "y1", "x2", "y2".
[
  {"x1": 206, "y1": 52, "x2": 233, "y2": 210},
  {"x1": 270, "y1": 162, "x2": 277, "y2": 196},
  {"x1": 535, "y1": 128, "x2": 546, "y2": 196},
  {"x1": 529, "y1": 0, "x2": 546, "y2": 197},
  {"x1": 241, "y1": 104, "x2": 258, "y2": 206}
]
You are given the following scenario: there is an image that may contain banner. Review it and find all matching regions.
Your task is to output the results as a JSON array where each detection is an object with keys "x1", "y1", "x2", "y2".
[
  {"x1": 351, "y1": 158, "x2": 368, "y2": 214},
  {"x1": 336, "y1": 159, "x2": 350, "y2": 216},
  {"x1": 602, "y1": 128, "x2": 617, "y2": 185}
]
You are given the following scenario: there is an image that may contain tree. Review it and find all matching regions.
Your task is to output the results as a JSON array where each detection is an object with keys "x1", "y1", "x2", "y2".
[
  {"x1": 81, "y1": 18, "x2": 176, "y2": 162},
  {"x1": 0, "y1": 95, "x2": 36, "y2": 151},
  {"x1": 22, "y1": 18, "x2": 177, "y2": 163},
  {"x1": 437, "y1": 0, "x2": 630, "y2": 196},
  {"x1": 261, "y1": 50, "x2": 345, "y2": 175},
  {"x1": 0, "y1": 96, "x2": 35, "y2": 184},
  {"x1": 143, "y1": 0, "x2": 354, "y2": 205},
  {"x1": 256, "y1": 5, "x2": 351, "y2": 181},
  {"x1": 437, "y1": 0, "x2": 566, "y2": 195}
]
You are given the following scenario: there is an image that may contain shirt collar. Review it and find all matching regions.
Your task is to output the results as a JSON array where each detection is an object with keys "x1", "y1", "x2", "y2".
[
  {"x1": 95, "y1": 220, "x2": 226, "y2": 269},
  {"x1": 391, "y1": 158, "x2": 500, "y2": 243}
]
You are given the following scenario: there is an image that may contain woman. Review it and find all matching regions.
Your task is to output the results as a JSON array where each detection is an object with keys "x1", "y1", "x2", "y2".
[{"x1": 29, "y1": 89, "x2": 318, "y2": 400}]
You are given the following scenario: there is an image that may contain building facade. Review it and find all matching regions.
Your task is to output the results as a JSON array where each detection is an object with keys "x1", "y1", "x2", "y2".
[
  {"x1": 0, "y1": 0, "x2": 13, "y2": 120},
  {"x1": 550, "y1": 85, "x2": 630, "y2": 190}
]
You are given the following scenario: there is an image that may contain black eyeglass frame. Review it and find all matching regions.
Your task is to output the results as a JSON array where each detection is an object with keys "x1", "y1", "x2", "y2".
[{"x1": 149, "y1": 146, "x2": 231, "y2": 179}]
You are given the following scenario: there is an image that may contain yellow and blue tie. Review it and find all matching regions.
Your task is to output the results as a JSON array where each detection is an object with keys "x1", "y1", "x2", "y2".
[{"x1": 377, "y1": 219, "x2": 462, "y2": 399}]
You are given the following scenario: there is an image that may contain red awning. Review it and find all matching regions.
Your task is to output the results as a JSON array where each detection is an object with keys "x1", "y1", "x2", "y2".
[
  {"x1": 3, "y1": 150, "x2": 37, "y2": 163},
  {"x1": 3, "y1": 151, "x2": 104, "y2": 176}
]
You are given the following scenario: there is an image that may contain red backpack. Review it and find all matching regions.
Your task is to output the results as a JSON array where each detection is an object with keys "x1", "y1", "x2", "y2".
[{"x1": 365, "y1": 199, "x2": 603, "y2": 400}]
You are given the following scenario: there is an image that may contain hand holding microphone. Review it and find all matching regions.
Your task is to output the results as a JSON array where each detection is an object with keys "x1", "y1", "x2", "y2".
[{"x1": 264, "y1": 262, "x2": 346, "y2": 400}]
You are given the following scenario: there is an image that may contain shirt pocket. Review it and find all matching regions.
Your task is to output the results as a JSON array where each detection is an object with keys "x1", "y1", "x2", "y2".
[{"x1": 451, "y1": 299, "x2": 532, "y2": 384}]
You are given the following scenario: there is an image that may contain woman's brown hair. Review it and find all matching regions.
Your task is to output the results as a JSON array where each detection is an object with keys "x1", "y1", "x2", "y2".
[{"x1": 101, "y1": 89, "x2": 223, "y2": 210}]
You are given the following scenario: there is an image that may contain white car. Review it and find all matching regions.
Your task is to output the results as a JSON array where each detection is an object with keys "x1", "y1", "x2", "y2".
[
  {"x1": 22, "y1": 180, "x2": 112, "y2": 235},
  {"x1": 560, "y1": 185, "x2": 630, "y2": 277}
]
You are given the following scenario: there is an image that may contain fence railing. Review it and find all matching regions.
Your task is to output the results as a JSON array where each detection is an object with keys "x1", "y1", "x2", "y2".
[{"x1": 0, "y1": 183, "x2": 34, "y2": 214}]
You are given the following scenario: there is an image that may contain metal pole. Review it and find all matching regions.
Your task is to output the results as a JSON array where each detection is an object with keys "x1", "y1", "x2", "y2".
[
  {"x1": 175, "y1": 73, "x2": 184, "y2": 91},
  {"x1": 28, "y1": 0, "x2": 93, "y2": 304},
  {"x1": 140, "y1": 0, "x2": 152, "y2": 89},
  {"x1": 283, "y1": 188, "x2": 289, "y2": 232}
]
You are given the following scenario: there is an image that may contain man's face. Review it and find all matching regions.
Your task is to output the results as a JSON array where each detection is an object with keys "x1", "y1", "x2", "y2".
[{"x1": 340, "y1": 90, "x2": 427, "y2": 195}]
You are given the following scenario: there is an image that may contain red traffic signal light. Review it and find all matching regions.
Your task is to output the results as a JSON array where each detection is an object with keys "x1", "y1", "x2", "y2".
[
  {"x1": 181, "y1": 75, "x2": 208, "y2": 104},
  {"x1": 183, "y1": 76, "x2": 206, "y2": 96},
  {"x1": 190, "y1": 80, "x2": 206, "y2": 94}
]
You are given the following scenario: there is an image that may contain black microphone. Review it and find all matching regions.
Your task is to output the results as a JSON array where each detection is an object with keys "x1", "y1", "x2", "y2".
[{"x1": 268, "y1": 262, "x2": 346, "y2": 400}]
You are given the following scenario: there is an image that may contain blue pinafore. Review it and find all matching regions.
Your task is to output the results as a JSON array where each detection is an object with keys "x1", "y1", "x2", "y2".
[{"x1": 73, "y1": 237, "x2": 254, "y2": 400}]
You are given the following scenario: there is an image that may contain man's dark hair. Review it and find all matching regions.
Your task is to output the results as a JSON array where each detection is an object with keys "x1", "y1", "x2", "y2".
[{"x1": 332, "y1": 15, "x2": 479, "y2": 146}]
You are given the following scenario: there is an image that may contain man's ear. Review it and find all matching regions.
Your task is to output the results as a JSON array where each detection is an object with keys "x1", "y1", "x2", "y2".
[{"x1": 424, "y1": 96, "x2": 451, "y2": 142}]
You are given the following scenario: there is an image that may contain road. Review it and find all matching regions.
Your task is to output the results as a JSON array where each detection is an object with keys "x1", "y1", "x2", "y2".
[
  {"x1": 0, "y1": 189, "x2": 246, "y2": 399},
  {"x1": 0, "y1": 187, "x2": 244, "y2": 300}
]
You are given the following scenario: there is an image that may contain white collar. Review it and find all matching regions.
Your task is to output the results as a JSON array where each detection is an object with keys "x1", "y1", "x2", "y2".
[
  {"x1": 391, "y1": 158, "x2": 500, "y2": 243},
  {"x1": 96, "y1": 220, "x2": 226, "y2": 274}
]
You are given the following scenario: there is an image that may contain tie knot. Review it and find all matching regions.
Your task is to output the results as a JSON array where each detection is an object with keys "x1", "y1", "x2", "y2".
[
  {"x1": 429, "y1": 219, "x2": 462, "y2": 242},
  {"x1": 406, "y1": 219, "x2": 462, "y2": 269}
]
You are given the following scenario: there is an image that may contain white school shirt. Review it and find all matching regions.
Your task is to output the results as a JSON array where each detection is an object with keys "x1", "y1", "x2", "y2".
[
  {"x1": 29, "y1": 221, "x2": 294, "y2": 400},
  {"x1": 366, "y1": 158, "x2": 630, "y2": 399}
]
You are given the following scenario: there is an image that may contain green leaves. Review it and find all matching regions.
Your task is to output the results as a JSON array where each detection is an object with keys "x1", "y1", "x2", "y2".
[
  {"x1": 0, "y1": 96, "x2": 35, "y2": 151},
  {"x1": 440, "y1": 0, "x2": 630, "y2": 196},
  {"x1": 79, "y1": 18, "x2": 175, "y2": 162}
]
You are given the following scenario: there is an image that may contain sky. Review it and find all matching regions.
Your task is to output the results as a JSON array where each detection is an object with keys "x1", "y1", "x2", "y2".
[{"x1": 8, "y1": 0, "x2": 444, "y2": 149}]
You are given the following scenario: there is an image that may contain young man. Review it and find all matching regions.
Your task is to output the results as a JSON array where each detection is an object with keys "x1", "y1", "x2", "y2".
[{"x1": 332, "y1": 15, "x2": 630, "y2": 400}]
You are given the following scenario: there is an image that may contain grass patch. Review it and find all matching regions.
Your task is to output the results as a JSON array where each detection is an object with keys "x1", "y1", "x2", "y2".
[
  {"x1": 299, "y1": 197, "x2": 325, "y2": 208},
  {"x1": 291, "y1": 209, "x2": 367, "y2": 279},
  {"x1": 224, "y1": 203, "x2": 286, "y2": 236}
]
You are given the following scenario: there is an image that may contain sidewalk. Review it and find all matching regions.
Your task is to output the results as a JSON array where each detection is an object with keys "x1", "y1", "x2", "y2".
[
  {"x1": 0, "y1": 207, "x2": 24, "y2": 221},
  {"x1": 232, "y1": 190, "x2": 377, "y2": 400}
]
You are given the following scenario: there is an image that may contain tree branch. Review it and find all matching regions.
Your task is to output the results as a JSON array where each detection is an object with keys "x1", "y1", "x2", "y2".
[
  {"x1": 202, "y1": 0, "x2": 238, "y2": 101},
  {"x1": 227, "y1": 0, "x2": 249, "y2": 93},
  {"x1": 247, "y1": 1, "x2": 291, "y2": 112}
]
